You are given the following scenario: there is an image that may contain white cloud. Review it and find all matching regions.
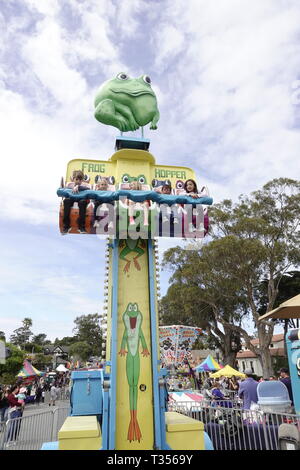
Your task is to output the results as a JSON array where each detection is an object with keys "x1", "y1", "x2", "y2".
[
  {"x1": 153, "y1": 25, "x2": 185, "y2": 71},
  {"x1": 151, "y1": 0, "x2": 300, "y2": 199},
  {"x1": 25, "y1": 0, "x2": 60, "y2": 16},
  {"x1": 22, "y1": 20, "x2": 88, "y2": 107}
]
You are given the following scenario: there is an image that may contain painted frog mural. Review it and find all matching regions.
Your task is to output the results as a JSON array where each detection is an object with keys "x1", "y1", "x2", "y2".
[
  {"x1": 94, "y1": 73, "x2": 160, "y2": 132},
  {"x1": 119, "y1": 302, "x2": 150, "y2": 443},
  {"x1": 119, "y1": 239, "x2": 146, "y2": 274},
  {"x1": 121, "y1": 174, "x2": 147, "y2": 185}
]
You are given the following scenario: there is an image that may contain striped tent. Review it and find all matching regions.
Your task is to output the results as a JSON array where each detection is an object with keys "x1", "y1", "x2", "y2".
[
  {"x1": 194, "y1": 354, "x2": 222, "y2": 372},
  {"x1": 17, "y1": 359, "x2": 44, "y2": 378}
]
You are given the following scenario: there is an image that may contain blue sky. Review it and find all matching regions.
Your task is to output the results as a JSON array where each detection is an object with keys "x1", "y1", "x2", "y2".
[{"x1": 1, "y1": 0, "x2": 299, "y2": 341}]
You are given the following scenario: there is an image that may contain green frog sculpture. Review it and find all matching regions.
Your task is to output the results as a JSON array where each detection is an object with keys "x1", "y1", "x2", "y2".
[{"x1": 94, "y1": 73, "x2": 160, "y2": 132}]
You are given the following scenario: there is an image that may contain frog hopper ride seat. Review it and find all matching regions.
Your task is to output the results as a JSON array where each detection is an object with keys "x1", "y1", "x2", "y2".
[
  {"x1": 59, "y1": 175, "x2": 116, "y2": 235},
  {"x1": 59, "y1": 174, "x2": 92, "y2": 234}
]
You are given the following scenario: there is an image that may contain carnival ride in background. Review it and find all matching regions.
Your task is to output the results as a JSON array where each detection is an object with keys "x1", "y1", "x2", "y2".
[{"x1": 42, "y1": 73, "x2": 214, "y2": 450}]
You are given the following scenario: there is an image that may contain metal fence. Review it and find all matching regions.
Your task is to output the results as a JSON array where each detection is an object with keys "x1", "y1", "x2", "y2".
[
  {"x1": 168, "y1": 400, "x2": 300, "y2": 450},
  {"x1": 1, "y1": 399, "x2": 299, "y2": 451},
  {"x1": 0, "y1": 406, "x2": 69, "y2": 450}
]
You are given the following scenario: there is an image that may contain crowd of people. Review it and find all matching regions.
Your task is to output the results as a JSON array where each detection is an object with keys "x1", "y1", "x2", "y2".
[
  {"x1": 166, "y1": 364, "x2": 295, "y2": 413},
  {"x1": 201, "y1": 367, "x2": 294, "y2": 410},
  {"x1": 61, "y1": 170, "x2": 209, "y2": 235},
  {"x1": 0, "y1": 372, "x2": 71, "y2": 447}
]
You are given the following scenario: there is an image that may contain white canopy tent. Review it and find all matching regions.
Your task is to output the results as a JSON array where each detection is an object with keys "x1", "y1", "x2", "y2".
[{"x1": 56, "y1": 364, "x2": 68, "y2": 372}]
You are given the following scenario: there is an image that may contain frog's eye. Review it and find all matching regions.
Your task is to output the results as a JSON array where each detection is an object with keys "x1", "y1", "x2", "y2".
[
  {"x1": 143, "y1": 75, "x2": 151, "y2": 85},
  {"x1": 133, "y1": 304, "x2": 138, "y2": 312},
  {"x1": 84, "y1": 174, "x2": 90, "y2": 182},
  {"x1": 122, "y1": 174, "x2": 130, "y2": 183},
  {"x1": 117, "y1": 72, "x2": 129, "y2": 80},
  {"x1": 128, "y1": 304, "x2": 133, "y2": 312},
  {"x1": 138, "y1": 175, "x2": 146, "y2": 185},
  {"x1": 176, "y1": 180, "x2": 184, "y2": 189},
  {"x1": 108, "y1": 176, "x2": 115, "y2": 185}
]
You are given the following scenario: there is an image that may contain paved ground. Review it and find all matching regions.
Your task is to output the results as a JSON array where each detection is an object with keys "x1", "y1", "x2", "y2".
[{"x1": 23, "y1": 397, "x2": 70, "y2": 416}]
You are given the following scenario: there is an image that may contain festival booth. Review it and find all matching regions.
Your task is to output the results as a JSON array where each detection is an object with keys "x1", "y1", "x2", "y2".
[
  {"x1": 193, "y1": 355, "x2": 222, "y2": 389},
  {"x1": 17, "y1": 360, "x2": 44, "y2": 403},
  {"x1": 17, "y1": 360, "x2": 44, "y2": 383}
]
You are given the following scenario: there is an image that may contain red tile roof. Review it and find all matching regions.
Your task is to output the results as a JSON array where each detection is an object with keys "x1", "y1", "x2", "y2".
[
  {"x1": 250, "y1": 334, "x2": 284, "y2": 345},
  {"x1": 237, "y1": 348, "x2": 285, "y2": 359}
]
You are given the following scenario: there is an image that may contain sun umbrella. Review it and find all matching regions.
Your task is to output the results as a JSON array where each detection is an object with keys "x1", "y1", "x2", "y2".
[
  {"x1": 210, "y1": 364, "x2": 246, "y2": 378},
  {"x1": 258, "y1": 294, "x2": 300, "y2": 320}
]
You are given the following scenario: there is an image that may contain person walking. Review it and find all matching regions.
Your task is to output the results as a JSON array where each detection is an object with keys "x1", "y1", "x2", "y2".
[
  {"x1": 35, "y1": 386, "x2": 42, "y2": 406},
  {"x1": 279, "y1": 367, "x2": 294, "y2": 405},
  {"x1": 0, "y1": 386, "x2": 9, "y2": 430},
  {"x1": 49, "y1": 384, "x2": 57, "y2": 406},
  {"x1": 5, "y1": 385, "x2": 23, "y2": 447},
  {"x1": 238, "y1": 369, "x2": 258, "y2": 409}
]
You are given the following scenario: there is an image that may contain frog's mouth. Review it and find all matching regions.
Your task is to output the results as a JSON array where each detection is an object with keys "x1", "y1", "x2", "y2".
[
  {"x1": 111, "y1": 88, "x2": 155, "y2": 97},
  {"x1": 130, "y1": 316, "x2": 137, "y2": 329}
]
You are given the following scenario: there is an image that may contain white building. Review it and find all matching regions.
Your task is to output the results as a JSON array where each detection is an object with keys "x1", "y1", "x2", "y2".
[{"x1": 236, "y1": 334, "x2": 285, "y2": 377}]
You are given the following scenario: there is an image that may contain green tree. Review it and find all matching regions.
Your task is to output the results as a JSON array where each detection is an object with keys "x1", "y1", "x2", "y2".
[
  {"x1": 26, "y1": 343, "x2": 43, "y2": 354},
  {"x1": 53, "y1": 336, "x2": 79, "y2": 347},
  {"x1": 10, "y1": 317, "x2": 33, "y2": 350},
  {"x1": 69, "y1": 341, "x2": 92, "y2": 362},
  {"x1": 163, "y1": 178, "x2": 300, "y2": 377},
  {"x1": 73, "y1": 314, "x2": 102, "y2": 357},
  {"x1": 0, "y1": 343, "x2": 25, "y2": 384},
  {"x1": 31, "y1": 353, "x2": 52, "y2": 370},
  {"x1": 0, "y1": 331, "x2": 5, "y2": 341},
  {"x1": 32, "y1": 333, "x2": 49, "y2": 346}
]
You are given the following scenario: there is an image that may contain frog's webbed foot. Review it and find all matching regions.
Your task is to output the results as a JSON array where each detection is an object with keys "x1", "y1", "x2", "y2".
[
  {"x1": 133, "y1": 410, "x2": 142, "y2": 442},
  {"x1": 124, "y1": 260, "x2": 131, "y2": 273},
  {"x1": 127, "y1": 410, "x2": 142, "y2": 442},
  {"x1": 133, "y1": 257, "x2": 141, "y2": 271}
]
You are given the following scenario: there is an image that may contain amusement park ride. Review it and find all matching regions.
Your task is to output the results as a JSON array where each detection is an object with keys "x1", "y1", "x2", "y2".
[{"x1": 43, "y1": 73, "x2": 215, "y2": 450}]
